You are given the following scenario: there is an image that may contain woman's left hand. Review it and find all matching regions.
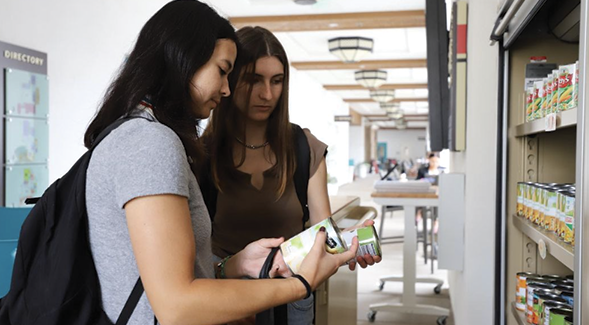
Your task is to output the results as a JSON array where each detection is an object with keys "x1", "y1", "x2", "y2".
[
  {"x1": 343, "y1": 219, "x2": 382, "y2": 271},
  {"x1": 231, "y1": 237, "x2": 292, "y2": 279}
]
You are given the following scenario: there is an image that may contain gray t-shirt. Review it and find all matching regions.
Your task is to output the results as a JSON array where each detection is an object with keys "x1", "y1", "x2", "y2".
[{"x1": 86, "y1": 112, "x2": 213, "y2": 324}]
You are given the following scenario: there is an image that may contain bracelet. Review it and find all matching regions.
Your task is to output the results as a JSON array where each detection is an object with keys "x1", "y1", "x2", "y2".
[
  {"x1": 216, "y1": 255, "x2": 232, "y2": 279},
  {"x1": 292, "y1": 274, "x2": 312, "y2": 299}
]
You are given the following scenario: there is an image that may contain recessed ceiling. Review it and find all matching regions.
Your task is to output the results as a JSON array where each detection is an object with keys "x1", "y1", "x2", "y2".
[{"x1": 206, "y1": 0, "x2": 429, "y2": 121}]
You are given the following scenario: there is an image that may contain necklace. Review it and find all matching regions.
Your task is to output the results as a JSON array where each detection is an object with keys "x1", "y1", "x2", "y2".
[{"x1": 235, "y1": 137, "x2": 269, "y2": 150}]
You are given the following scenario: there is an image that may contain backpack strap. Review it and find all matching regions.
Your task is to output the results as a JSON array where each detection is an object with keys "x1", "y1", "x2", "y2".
[
  {"x1": 292, "y1": 124, "x2": 310, "y2": 228},
  {"x1": 116, "y1": 277, "x2": 144, "y2": 325},
  {"x1": 255, "y1": 247, "x2": 288, "y2": 325}
]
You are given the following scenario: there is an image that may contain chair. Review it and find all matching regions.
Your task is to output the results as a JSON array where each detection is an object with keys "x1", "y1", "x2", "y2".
[{"x1": 0, "y1": 207, "x2": 32, "y2": 297}]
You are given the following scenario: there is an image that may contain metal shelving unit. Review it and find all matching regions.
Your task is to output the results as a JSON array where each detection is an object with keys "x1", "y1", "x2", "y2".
[
  {"x1": 492, "y1": 0, "x2": 586, "y2": 324},
  {"x1": 514, "y1": 108, "x2": 578, "y2": 137},
  {"x1": 512, "y1": 215, "x2": 574, "y2": 270},
  {"x1": 510, "y1": 302, "x2": 526, "y2": 325}
]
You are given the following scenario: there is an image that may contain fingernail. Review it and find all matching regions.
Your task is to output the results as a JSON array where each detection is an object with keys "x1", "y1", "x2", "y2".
[{"x1": 319, "y1": 226, "x2": 326, "y2": 232}]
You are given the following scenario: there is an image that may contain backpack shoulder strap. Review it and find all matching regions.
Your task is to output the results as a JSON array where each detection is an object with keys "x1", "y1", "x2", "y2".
[{"x1": 292, "y1": 123, "x2": 310, "y2": 227}]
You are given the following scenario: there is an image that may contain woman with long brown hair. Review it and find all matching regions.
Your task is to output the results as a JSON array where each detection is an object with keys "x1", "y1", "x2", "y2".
[{"x1": 202, "y1": 26, "x2": 380, "y2": 324}]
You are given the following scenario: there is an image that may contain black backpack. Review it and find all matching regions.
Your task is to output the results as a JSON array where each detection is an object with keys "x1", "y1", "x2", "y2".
[{"x1": 0, "y1": 117, "x2": 145, "y2": 325}]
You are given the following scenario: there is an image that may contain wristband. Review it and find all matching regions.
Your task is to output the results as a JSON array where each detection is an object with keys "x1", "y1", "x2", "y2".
[
  {"x1": 292, "y1": 274, "x2": 312, "y2": 299},
  {"x1": 216, "y1": 255, "x2": 232, "y2": 279}
]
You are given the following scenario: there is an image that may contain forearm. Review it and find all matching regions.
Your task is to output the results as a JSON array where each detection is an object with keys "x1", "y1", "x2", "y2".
[{"x1": 153, "y1": 277, "x2": 306, "y2": 325}]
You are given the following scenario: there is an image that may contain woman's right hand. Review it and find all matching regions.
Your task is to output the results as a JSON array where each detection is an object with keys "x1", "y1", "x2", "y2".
[{"x1": 295, "y1": 227, "x2": 359, "y2": 290}]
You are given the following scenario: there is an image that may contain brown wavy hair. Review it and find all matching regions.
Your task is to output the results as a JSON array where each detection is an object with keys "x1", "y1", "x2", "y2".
[{"x1": 205, "y1": 26, "x2": 294, "y2": 198}]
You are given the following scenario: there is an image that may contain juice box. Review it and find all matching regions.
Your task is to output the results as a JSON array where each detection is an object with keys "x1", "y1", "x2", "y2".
[
  {"x1": 574, "y1": 61, "x2": 579, "y2": 109},
  {"x1": 533, "y1": 80, "x2": 545, "y2": 119},
  {"x1": 557, "y1": 64, "x2": 576, "y2": 112},
  {"x1": 545, "y1": 76, "x2": 553, "y2": 115},
  {"x1": 540, "y1": 78, "x2": 549, "y2": 118},
  {"x1": 551, "y1": 70, "x2": 559, "y2": 114},
  {"x1": 526, "y1": 87, "x2": 535, "y2": 122}
]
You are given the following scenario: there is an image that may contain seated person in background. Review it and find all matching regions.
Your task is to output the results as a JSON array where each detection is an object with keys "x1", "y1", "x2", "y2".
[
  {"x1": 417, "y1": 152, "x2": 444, "y2": 183},
  {"x1": 416, "y1": 152, "x2": 445, "y2": 233}
]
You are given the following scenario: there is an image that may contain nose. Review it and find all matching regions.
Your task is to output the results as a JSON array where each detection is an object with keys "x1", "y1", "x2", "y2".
[
  {"x1": 221, "y1": 77, "x2": 231, "y2": 97},
  {"x1": 259, "y1": 82, "x2": 272, "y2": 100}
]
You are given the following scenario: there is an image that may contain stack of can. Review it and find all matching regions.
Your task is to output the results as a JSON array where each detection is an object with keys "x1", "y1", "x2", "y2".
[
  {"x1": 516, "y1": 182, "x2": 575, "y2": 246},
  {"x1": 515, "y1": 272, "x2": 574, "y2": 324}
]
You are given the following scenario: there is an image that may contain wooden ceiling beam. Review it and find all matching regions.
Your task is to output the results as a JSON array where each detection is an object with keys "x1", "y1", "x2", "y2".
[
  {"x1": 324, "y1": 83, "x2": 428, "y2": 90},
  {"x1": 229, "y1": 10, "x2": 425, "y2": 32},
  {"x1": 291, "y1": 59, "x2": 426, "y2": 70},
  {"x1": 344, "y1": 97, "x2": 428, "y2": 103}
]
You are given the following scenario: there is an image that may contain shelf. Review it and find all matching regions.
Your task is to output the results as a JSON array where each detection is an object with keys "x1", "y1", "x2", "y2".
[
  {"x1": 512, "y1": 215, "x2": 574, "y2": 270},
  {"x1": 511, "y1": 302, "x2": 527, "y2": 325},
  {"x1": 515, "y1": 108, "x2": 577, "y2": 137}
]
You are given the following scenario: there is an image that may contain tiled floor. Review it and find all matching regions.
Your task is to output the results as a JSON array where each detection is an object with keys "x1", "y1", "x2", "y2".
[{"x1": 337, "y1": 175, "x2": 455, "y2": 325}]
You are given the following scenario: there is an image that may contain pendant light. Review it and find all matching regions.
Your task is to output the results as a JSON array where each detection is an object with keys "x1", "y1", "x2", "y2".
[
  {"x1": 328, "y1": 37, "x2": 374, "y2": 63},
  {"x1": 355, "y1": 70, "x2": 387, "y2": 89},
  {"x1": 370, "y1": 89, "x2": 396, "y2": 103}
]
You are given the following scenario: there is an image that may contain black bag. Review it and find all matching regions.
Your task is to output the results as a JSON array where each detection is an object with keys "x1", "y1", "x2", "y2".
[{"x1": 0, "y1": 117, "x2": 146, "y2": 325}]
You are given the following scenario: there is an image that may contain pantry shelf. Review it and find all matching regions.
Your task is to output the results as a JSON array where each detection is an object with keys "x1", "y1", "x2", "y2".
[
  {"x1": 514, "y1": 108, "x2": 577, "y2": 137},
  {"x1": 512, "y1": 215, "x2": 574, "y2": 270},
  {"x1": 511, "y1": 302, "x2": 526, "y2": 325}
]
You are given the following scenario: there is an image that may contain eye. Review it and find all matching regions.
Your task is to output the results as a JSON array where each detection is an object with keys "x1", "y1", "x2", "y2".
[
  {"x1": 272, "y1": 77, "x2": 284, "y2": 85},
  {"x1": 219, "y1": 67, "x2": 228, "y2": 76}
]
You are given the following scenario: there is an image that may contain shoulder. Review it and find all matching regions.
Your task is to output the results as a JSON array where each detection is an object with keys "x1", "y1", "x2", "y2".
[{"x1": 102, "y1": 118, "x2": 185, "y2": 156}]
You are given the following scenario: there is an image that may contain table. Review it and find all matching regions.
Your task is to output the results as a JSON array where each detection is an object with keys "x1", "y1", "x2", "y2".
[{"x1": 367, "y1": 191, "x2": 450, "y2": 323}]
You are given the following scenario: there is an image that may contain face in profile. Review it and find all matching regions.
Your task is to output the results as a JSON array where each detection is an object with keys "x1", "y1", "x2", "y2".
[
  {"x1": 429, "y1": 156, "x2": 439, "y2": 169},
  {"x1": 234, "y1": 56, "x2": 284, "y2": 123},
  {"x1": 189, "y1": 39, "x2": 237, "y2": 119}
]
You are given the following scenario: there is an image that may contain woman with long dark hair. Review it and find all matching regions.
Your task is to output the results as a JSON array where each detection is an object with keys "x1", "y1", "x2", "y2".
[
  {"x1": 203, "y1": 26, "x2": 380, "y2": 324},
  {"x1": 84, "y1": 2, "x2": 358, "y2": 324}
]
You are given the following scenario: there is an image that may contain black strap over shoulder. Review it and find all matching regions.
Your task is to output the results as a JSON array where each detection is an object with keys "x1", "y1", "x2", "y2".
[
  {"x1": 255, "y1": 248, "x2": 288, "y2": 325},
  {"x1": 292, "y1": 123, "x2": 310, "y2": 227}
]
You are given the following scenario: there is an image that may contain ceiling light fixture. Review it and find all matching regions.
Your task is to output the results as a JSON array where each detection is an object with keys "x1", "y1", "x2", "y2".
[
  {"x1": 328, "y1": 37, "x2": 374, "y2": 63},
  {"x1": 370, "y1": 89, "x2": 396, "y2": 103},
  {"x1": 293, "y1": 0, "x2": 317, "y2": 4},
  {"x1": 354, "y1": 70, "x2": 387, "y2": 89},
  {"x1": 379, "y1": 102, "x2": 400, "y2": 113}
]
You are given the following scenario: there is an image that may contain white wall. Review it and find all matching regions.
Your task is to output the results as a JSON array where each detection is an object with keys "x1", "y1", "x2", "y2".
[
  {"x1": 0, "y1": 0, "x2": 169, "y2": 181},
  {"x1": 349, "y1": 125, "x2": 365, "y2": 167},
  {"x1": 0, "y1": 0, "x2": 350, "y2": 189},
  {"x1": 376, "y1": 129, "x2": 427, "y2": 161},
  {"x1": 447, "y1": 0, "x2": 502, "y2": 324},
  {"x1": 289, "y1": 67, "x2": 351, "y2": 188}
]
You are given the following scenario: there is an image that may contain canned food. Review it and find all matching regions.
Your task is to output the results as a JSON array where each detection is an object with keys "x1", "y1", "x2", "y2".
[
  {"x1": 516, "y1": 272, "x2": 538, "y2": 311},
  {"x1": 544, "y1": 188, "x2": 558, "y2": 231},
  {"x1": 549, "y1": 308, "x2": 573, "y2": 325},
  {"x1": 517, "y1": 182, "x2": 525, "y2": 217},
  {"x1": 280, "y1": 218, "x2": 347, "y2": 273},
  {"x1": 560, "y1": 290, "x2": 574, "y2": 306},
  {"x1": 564, "y1": 315, "x2": 573, "y2": 325},
  {"x1": 554, "y1": 285, "x2": 574, "y2": 295},
  {"x1": 527, "y1": 283, "x2": 556, "y2": 323},
  {"x1": 563, "y1": 192, "x2": 575, "y2": 245},
  {"x1": 526, "y1": 184, "x2": 536, "y2": 220},
  {"x1": 542, "y1": 275, "x2": 565, "y2": 282},
  {"x1": 535, "y1": 293, "x2": 567, "y2": 325},
  {"x1": 341, "y1": 225, "x2": 382, "y2": 257},
  {"x1": 541, "y1": 301, "x2": 571, "y2": 325},
  {"x1": 533, "y1": 184, "x2": 542, "y2": 224}
]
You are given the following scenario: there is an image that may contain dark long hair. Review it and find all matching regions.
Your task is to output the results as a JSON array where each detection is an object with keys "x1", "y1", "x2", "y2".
[
  {"x1": 206, "y1": 26, "x2": 294, "y2": 198},
  {"x1": 84, "y1": 0, "x2": 237, "y2": 174}
]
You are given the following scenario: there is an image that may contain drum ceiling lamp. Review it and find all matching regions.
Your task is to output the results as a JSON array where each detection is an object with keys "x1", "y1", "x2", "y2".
[
  {"x1": 380, "y1": 102, "x2": 401, "y2": 113},
  {"x1": 355, "y1": 70, "x2": 387, "y2": 89},
  {"x1": 370, "y1": 89, "x2": 396, "y2": 103},
  {"x1": 293, "y1": 0, "x2": 317, "y2": 4},
  {"x1": 328, "y1": 37, "x2": 374, "y2": 63},
  {"x1": 395, "y1": 118, "x2": 407, "y2": 129}
]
